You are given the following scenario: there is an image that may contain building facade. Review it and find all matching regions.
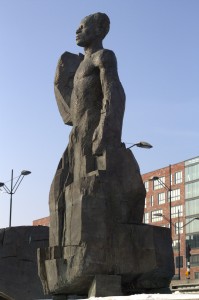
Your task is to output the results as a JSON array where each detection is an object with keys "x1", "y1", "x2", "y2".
[{"x1": 142, "y1": 156, "x2": 199, "y2": 280}]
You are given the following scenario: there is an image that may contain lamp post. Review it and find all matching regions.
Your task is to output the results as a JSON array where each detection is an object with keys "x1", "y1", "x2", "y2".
[
  {"x1": 127, "y1": 141, "x2": 153, "y2": 149},
  {"x1": 150, "y1": 165, "x2": 172, "y2": 233},
  {"x1": 154, "y1": 212, "x2": 199, "y2": 280},
  {"x1": 0, "y1": 169, "x2": 31, "y2": 227}
]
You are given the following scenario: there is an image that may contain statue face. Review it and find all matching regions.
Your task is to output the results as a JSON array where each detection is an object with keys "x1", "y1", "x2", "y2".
[{"x1": 76, "y1": 17, "x2": 98, "y2": 47}]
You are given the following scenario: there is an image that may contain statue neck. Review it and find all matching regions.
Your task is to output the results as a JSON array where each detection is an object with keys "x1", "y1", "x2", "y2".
[{"x1": 84, "y1": 40, "x2": 103, "y2": 57}]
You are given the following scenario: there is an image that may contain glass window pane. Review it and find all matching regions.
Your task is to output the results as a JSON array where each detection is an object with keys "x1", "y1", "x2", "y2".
[
  {"x1": 175, "y1": 171, "x2": 182, "y2": 184},
  {"x1": 185, "y1": 157, "x2": 199, "y2": 166},
  {"x1": 191, "y1": 255, "x2": 199, "y2": 266},
  {"x1": 143, "y1": 212, "x2": 149, "y2": 224},
  {"x1": 144, "y1": 181, "x2": 149, "y2": 192},
  {"x1": 153, "y1": 177, "x2": 165, "y2": 190},
  {"x1": 175, "y1": 222, "x2": 183, "y2": 234},
  {"x1": 150, "y1": 195, "x2": 154, "y2": 206},
  {"x1": 158, "y1": 192, "x2": 165, "y2": 205},
  {"x1": 168, "y1": 189, "x2": 180, "y2": 202},
  {"x1": 195, "y1": 272, "x2": 199, "y2": 279},
  {"x1": 171, "y1": 205, "x2": 183, "y2": 218},
  {"x1": 185, "y1": 164, "x2": 199, "y2": 182},
  {"x1": 185, "y1": 182, "x2": 199, "y2": 199},
  {"x1": 186, "y1": 234, "x2": 199, "y2": 248},
  {"x1": 186, "y1": 198, "x2": 199, "y2": 216},
  {"x1": 186, "y1": 219, "x2": 199, "y2": 234},
  {"x1": 151, "y1": 210, "x2": 163, "y2": 222}
]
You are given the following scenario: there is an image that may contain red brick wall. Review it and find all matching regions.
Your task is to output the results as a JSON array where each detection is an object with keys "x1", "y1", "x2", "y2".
[{"x1": 33, "y1": 217, "x2": 50, "y2": 227}]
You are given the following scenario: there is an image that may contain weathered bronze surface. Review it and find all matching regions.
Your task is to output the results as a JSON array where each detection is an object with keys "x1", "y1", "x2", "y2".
[{"x1": 38, "y1": 13, "x2": 174, "y2": 298}]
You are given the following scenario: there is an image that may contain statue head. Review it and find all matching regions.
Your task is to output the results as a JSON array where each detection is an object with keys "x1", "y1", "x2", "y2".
[{"x1": 76, "y1": 12, "x2": 110, "y2": 47}]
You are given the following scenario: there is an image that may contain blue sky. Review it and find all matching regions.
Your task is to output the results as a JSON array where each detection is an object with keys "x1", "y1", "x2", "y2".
[{"x1": 0, "y1": 0, "x2": 198, "y2": 228}]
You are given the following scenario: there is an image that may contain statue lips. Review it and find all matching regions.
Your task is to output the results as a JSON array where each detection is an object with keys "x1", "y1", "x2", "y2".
[{"x1": 76, "y1": 34, "x2": 82, "y2": 44}]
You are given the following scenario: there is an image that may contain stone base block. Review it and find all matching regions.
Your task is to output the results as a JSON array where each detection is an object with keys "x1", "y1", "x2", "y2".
[
  {"x1": 38, "y1": 224, "x2": 174, "y2": 297},
  {"x1": 88, "y1": 275, "x2": 122, "y2": 297}
]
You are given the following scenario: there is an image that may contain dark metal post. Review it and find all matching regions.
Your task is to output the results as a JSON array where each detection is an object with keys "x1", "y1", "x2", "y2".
[
  {"x1": 178, "y1": 209, "x2": 181, "y2": 280},
  {"x1": 9, "y1": 169, "x2": 14, "y2": 227},
  {"x1": 169, "y1": 165, "x2": 172, "y2": 235}
]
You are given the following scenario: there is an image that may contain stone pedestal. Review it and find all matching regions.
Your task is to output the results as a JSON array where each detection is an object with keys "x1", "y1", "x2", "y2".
[
  {"x1": 38, "y1": 223, "x2": 174, "y2": 297},
  {"x1": 88, "y1": 275, "x2": 122, "y2": 297}
]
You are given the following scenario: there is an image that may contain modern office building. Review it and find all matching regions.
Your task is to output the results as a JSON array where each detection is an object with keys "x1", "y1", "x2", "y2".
[{"x1": 142, "y1": 155, "x2": 199, "y2": 280}]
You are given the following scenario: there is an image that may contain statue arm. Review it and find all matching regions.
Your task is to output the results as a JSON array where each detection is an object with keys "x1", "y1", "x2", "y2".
[{"x1": 92, "y1": 50, "x2": 125, "y2": 155}]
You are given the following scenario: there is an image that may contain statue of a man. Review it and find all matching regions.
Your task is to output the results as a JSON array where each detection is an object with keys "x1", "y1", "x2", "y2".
[
  {"x1": 38, "y1": 13, "x2": 174, "y2": 297},
  {"x1": 50, "y1": 12, "x2": 145, "y2": 249}
]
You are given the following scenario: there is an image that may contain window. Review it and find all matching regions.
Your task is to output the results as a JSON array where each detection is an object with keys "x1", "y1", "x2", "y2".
[
  {"x1": 186, "y1": 234, "x2": 199, "y2": 248},
  {"x1": 143, "y1": 212, "x2": 149, "y2": 224},
  {"x1": 175, "y1": 221, "x2": 183, "y2": 234},
  {"x1": 175, "y1": 256, "x2": 183, "y2": 268},
  {"x1": 185, "y1": 157, "x2": 199, "y2": 166},
  {"x1": 186, "y1": 198, "x2": 199, "y2": 217},
  {"x1": 151, "y1": 210, "x2": 163, "y2": 222},
  {"x1": 195, "y1": 272, "x2": 199, "y2": 279},
  {"x1": 144, "y1": 181, "x2": 149, "y2": 192},
  {"x1": 150, "y1": 195, "x2": 154, "y2": 206},
  {"x1": 172, "y1": 240, "x2": 180, "y2": 251},
  {"x1": 185, "y1": 163, "x2": 199, "y2": 182},
  {"x1": 191, "y1": 255, "x2": 199, "y2": 267},
  {"x1": 186, "y1": 219, "x2": 199, "y2": 235},
  {"x1": 158, "y1": 192, "x2": 165, "y2": 205},
  {"x1": 185, "y1": 182, "x2": 199, "y2": 199},
  {"x1": 144, "y1": 198, "x2": 147, "y2": 208},
  {"x1": 168, "y1": 189, "x2": 180, "y2": 202},
  {"x1": 153, "y1": 177, "x2": 165, "y2": 190},
  {"x1": 171, "y1": 205, "x2": 183, "y2": 218},
  {"x1": 175, "y1": 171, "x2": 182, "y2": 184}
]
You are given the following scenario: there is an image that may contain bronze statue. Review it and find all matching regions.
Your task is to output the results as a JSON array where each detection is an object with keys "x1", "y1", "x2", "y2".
[{"x1": 38, "y1": 13, "x2": 174, "y2": 298}]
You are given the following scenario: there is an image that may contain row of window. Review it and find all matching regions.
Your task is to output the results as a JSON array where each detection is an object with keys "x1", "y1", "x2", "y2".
[
  {"x1": 173, "y1": 271, "x2": 199, "y2": 280},
  {"x1": 186, "y1": 234, "x2": 199, "y2": 248},
  {"x1": 175, "y1": 254, "x2": 199, "y2": 268},
  {"x1": 144, "y1": 164, "x2": 199, "y2": 198},
  {"x1": 144, "y1": 205, "x2": 183, "y2": 228},
  {"x1": 144, "y1": 171, "x2": 183, "y2": 192},
  {"x1": 145, "y1": 189, "x2": 180, "y2": 208},
  {"x1": 174, "y1": 255, "x2": 199, "y2": 272}
]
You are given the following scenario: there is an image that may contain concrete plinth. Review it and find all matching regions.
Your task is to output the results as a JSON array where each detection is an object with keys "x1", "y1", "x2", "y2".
[
  {"x1": 38, "y1": 224, "x2": 174, "y2": 297},
  {"x1": 88, "y1": 275, "x2": 122, "y2": 297}
]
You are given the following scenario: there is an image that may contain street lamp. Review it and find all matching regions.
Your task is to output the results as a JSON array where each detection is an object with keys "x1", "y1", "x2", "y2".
[
  {"x1": 0, "y1": 169, "x2": 31, "y2": 227},
  {"x1": 127, "y1": 141, "x2": 153, "y2": 149},
  {"x1": 154, "y1": 212, "x2": 199, "y2": 280},
  {"x1": 150, "y1": 166, "x2": 172, "y2": 233}
]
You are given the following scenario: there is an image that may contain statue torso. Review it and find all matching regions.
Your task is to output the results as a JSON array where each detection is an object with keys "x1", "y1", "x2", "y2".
[{"x1": 71, "y1": 54, "x2": 103, "y2": 126}]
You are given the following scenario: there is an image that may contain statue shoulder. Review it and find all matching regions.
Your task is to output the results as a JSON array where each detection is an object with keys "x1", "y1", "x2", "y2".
[{"x1": 93, "y1": 49, "x2": 117, "y2": 69}]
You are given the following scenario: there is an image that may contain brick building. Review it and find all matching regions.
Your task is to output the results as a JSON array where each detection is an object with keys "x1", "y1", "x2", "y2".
[
  {"x1": 142, "y1": 155, "x2": 199, "y2": 280},
  {"x1": 33, "y1": 216, "x2": 50, "y2": 227},
  {"x1": 33, "y1": 155, "x2": 199, "y2": 280}
]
